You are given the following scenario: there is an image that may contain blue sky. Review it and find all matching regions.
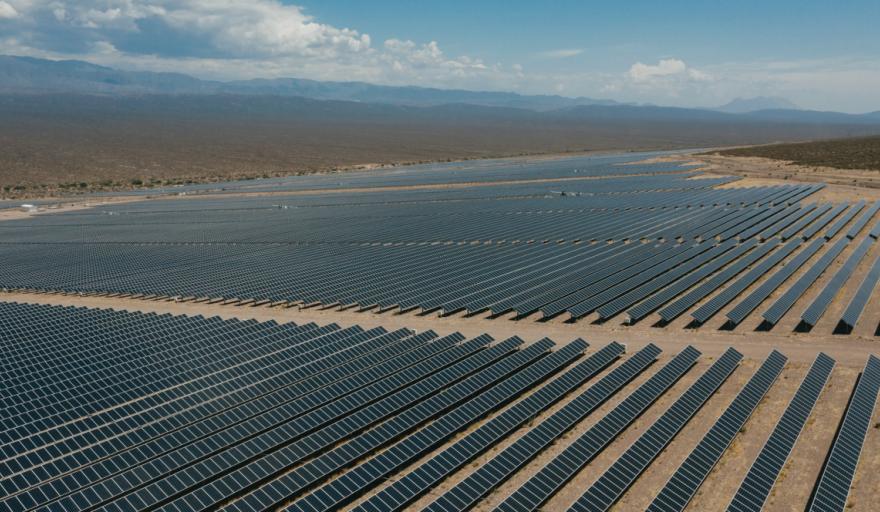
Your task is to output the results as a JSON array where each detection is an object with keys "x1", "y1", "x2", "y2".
[{"x1": 1, "y1": 0, "x2": 878, "y2": 112}]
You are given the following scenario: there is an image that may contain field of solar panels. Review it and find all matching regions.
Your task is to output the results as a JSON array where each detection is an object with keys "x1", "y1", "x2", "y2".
[
  {"x1": 1, "y1": 152, "x2": 879, "y2": 336},
  {"x1": 3, "y1": 150, "x2": 880, "y2": 511}
]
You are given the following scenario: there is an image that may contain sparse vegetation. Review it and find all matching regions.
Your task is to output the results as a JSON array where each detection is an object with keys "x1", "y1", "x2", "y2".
[
  {"x1": 3, "y1": 94, "x2": 880, "y2": 199},
  {"x1": 713, "y1": 136, "x2": 880, "y2": 171}
]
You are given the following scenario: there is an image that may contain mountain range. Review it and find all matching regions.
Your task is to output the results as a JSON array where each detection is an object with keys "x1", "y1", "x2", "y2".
[
  {"x1": 0, "y1": 55, "x2": 622, "y2": 110},
  {"x1": 4, "y1": 54, "x2": 880, "y2": 197},
  {"x1": 3, "y1": 54, "x2": 878, "y2": 123}
]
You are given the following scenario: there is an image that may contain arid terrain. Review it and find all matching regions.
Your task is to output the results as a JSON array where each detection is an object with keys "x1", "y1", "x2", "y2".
[
  {"x1": 715, "y1": 136, "x2": 880, "y2": 171},
  {"x1": 4, "y1": 94, "x2": 880, "y2": 198}
]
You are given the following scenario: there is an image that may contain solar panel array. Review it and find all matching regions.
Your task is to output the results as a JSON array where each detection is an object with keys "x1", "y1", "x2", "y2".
[
  {"x1": 6, "y1": 197, "x2": 877, "y2": 332},
  {"x1": 568, "y1": 347, "x2": 743, "y2": 512},
  {"x1": 355, "y1": 342, "x2": 626, "y2": 512},
  {"x1": 801, "y1": 235, "x2": 876, "y2": 328},
  {"x1": 6, "y1": 147, "x2": 880, "y2": 335},
  {"x1": 425, "y1": 343, "x2": 669, "y2": 512},
  {"x1": 1, "y1": 302, "x2": 878, "y2": 512},
  {"x1": 727, "y1": 353, "x2": 836, "y2": 511},
  {"x1": 839, "y1": 252, "x2": 880, "y2": 332},
  {"x1": 487, "y1": 346, "x2": 701, "y2": 512},
  {"x1": 808, "y1": 355, "x2": 880, "y2": 512},
  {"x1": 647, "y1": 350, "x2": 788, "y2": 512}
]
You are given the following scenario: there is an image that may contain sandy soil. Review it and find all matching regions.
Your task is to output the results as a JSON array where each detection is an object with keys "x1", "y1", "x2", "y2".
[
  {"x1": 0, "y1": 196, "x2": 143, "y2": 221},
  {"x1": 679, "y1": 153, "x2": 880, "y2": 202},
  {"x1": 2, "y1": 291, "x2": 876, "y2": 368}
]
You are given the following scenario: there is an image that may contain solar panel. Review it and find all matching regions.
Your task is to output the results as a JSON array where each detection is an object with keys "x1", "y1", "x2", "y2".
[
  {"x1": 839, "y1": 251, "x2": 880, "y2": 331},
  {"x1": 647, "y1": 350, "x2": 788, "y2": 512},
  {"x1": 691, "y1": 238, "x2": 801, "y2": 324},
  {"x1": 626, "y1": 239, "x2": 754, "y2": 323},
  {"x1": 846, "y1": 201, "x2": 880, "y2": 239},
  {"x1": 825, "y1": 201, "x2": 864, "y2": 239},
  {"x1": 801, "y1": 203, "x2": 847, "y2": 240},
  {"x1": 488, "y1": 346, "x2": 701, "y2": 512},
  {"x1": 807, "y1": 355, "x2": 880, "y2": 512},
  {"x1": 727, "y1": 352, "x2": 835, "y2": 512},
  {"x1": 423, "y1": 343, "x2": 666, "y2": 512},
  {"x1": 353, "y1": 342, "x2": 625, "y2": 512},
  {"x1": 236, "y1": 337, "x2": 562, "y2": 511},
  {"x1": 780, "y1": 203, "x2": 832, "y2": 240},
  {"x1": 658, "y1": 240, "x2": 776, "y2": 323},
  {"x1": 52, "y1": 333, "x2": 502, "y2": 512},
  {"x1": 726, "y1": 238, "x2": 825, "y2": 326},
  {"x1": 762, "y1": 237, "x2": 849, "y2": 326},
  {"x1": 277, "y1": 340, "x2": 594, "y2": 512},
  {"x1": 140, "y1": 337, "x2": 522, "y2": 512},
  {"x1": 801, "y1": 236, "x2": 875, "y2": 327},
  {"x1": 566, "y1": 348, "x2": 743, "y2": 512}
]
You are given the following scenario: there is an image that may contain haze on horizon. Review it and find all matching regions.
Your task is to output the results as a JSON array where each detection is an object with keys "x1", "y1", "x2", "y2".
[{"x1": 0, "y1": 0, "x2": 878, "y2": 113}]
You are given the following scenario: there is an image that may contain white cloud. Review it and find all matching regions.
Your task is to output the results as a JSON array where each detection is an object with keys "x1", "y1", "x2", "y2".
[
  {"x1": 628, "y1": 58, "x2": 687, "y2": 82},
  {"x1": 615, "y1": 58, "x2": 714, "y2": 101},
  {"x1": 0, "y1": 2, "x2": 877, "y2": 112},
  {"x1": 536, "y1": 48, "x2": 583, "y2": 59},
  {"x1": 0, "y1": 1, "x2": 18, "y2": 19},
  {"x1": 0, "y1": 0, "x2": 513, "y2": 87}
]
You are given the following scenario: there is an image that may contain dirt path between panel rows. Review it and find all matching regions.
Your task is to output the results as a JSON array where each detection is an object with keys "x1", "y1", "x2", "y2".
[{"x1": 2, "y1": 291, "x2": 875, "y2": 368}]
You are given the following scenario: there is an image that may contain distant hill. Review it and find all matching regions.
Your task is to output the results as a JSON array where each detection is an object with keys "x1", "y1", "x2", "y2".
[
  {"x1": 0, "y1": 55, "x2": 621, "y2": 111},
  {"x1": 3, "y1": 54, "x2": 880, "y2": 198},
  {"x1": 2, "y1": 55, "x2": 877, "y2": 124},
  {"x1": 3, "y1": 92, "x2": 880, "y2": 198},
  {"x1": 716, "y1": 96, "x2": 800, "y2": 113}
]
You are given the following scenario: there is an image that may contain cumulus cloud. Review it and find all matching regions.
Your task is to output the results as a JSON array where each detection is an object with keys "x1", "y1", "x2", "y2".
[
  {"x1": 626, "y1": 58, "x2": 713, "y2": 85},
  {"x1": 628, "y1": 58, "x2": 687, "y2": 82},
  {"x1": 0, "y1": 0, "x2": 514, "y2": 87},
  {"x1": 3, "y1": 0, "x2": 370, "y2": 59},
  {"x1": 383, "y1": 39, "x2": 487, "y2": 75},
  {"x1": 0, "y1": 1, "x2": 18, "y2": 19}
]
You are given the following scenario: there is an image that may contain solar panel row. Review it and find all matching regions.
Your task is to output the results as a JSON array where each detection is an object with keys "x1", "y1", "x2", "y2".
[
  {"x1": 487, "y1": 347, "x2": 701, "y2": 512},
  {"x1": 354, "y1": 342, "x2": 625, "y2": 512},
  {"x1": 727, "y1": 353, "x2": 835, "y2": 512},
  {"x1": 647, "y1": 350, "x2": 788, "y2": 512},
  {"x1": 423, "y1": 344, "x2": 668, "y2": 512},
  {"x1": 1, "y1": 175, "x2": 856, "y2": 333},
  {"x1": 801, "y1": 236, "x2": 876, "y2": 328},
  {"x1": 567, "y1": 348, "x2": 743, "y2": 512},
  {"x1": 3, "y1": 301, "x2": 879, "y2": 512},
  {"x1": 807, "y1": 355, "x2": 880, "y2": 512},
  {"x1": 846, "y1": 201, "x2": 880, "y2": 239}
]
